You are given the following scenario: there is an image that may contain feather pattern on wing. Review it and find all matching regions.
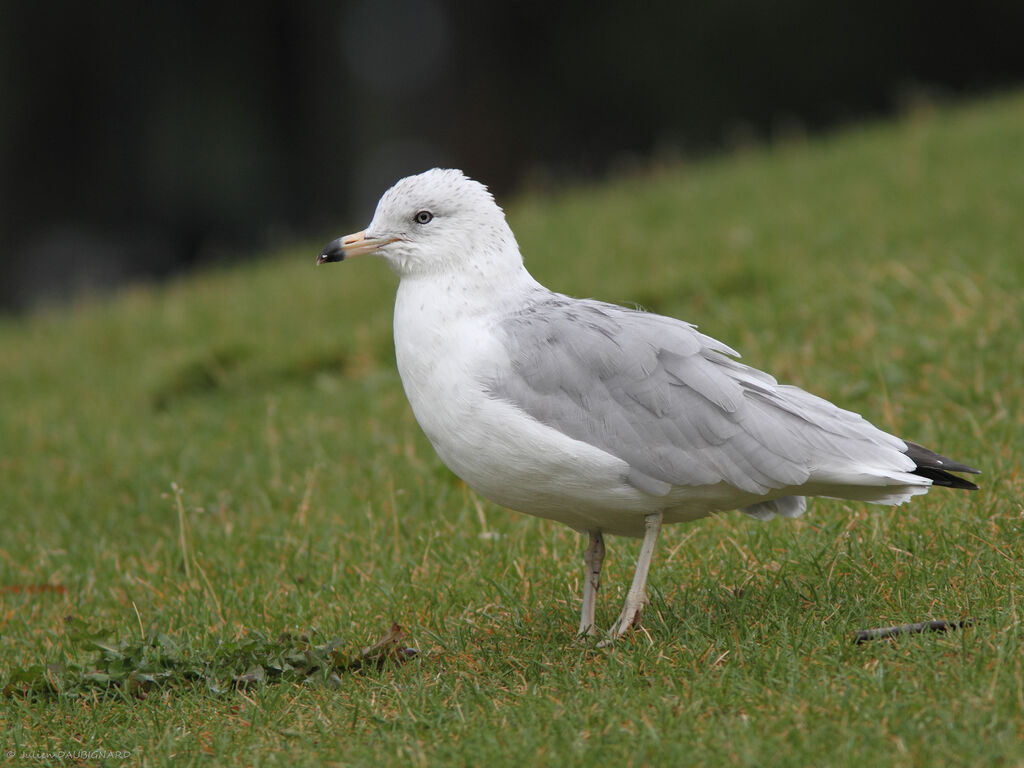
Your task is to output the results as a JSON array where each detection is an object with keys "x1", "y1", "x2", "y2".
[{"x1": 486, "y1": 295, "x2": 922, "y2": 509}]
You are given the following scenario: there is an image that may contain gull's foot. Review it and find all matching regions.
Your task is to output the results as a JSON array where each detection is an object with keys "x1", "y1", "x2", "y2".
[{"x1": 596, "y1": 601, "x2": 646, "y2": 648}]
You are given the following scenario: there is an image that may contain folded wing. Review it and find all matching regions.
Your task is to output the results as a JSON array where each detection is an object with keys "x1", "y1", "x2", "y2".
[{"x1": 487, "y1": 296, "x2": 970, "y2": 511}]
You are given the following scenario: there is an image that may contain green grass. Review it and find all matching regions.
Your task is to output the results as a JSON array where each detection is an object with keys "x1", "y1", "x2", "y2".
[{"x1": 2, "y1": 90, "x2": 1023, "y2": 766}]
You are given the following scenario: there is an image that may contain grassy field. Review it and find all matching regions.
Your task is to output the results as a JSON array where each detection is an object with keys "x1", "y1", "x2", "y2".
[{"x1": 2, "y1": 91, "x2": 1023, "y2": 766}]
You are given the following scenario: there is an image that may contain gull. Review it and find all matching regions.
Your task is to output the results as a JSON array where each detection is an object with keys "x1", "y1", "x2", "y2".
[{"x1": 317, "y1": 168, "x2": 980, "y2": 644}]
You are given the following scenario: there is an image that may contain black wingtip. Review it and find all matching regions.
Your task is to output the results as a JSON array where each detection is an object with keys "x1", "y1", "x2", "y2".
[
  {"x1": 911, "y1": 466, "x2": 980, "y2": 491},
  {"x1": 904, "y1": 440, "x2": 981, "y2": 491}
]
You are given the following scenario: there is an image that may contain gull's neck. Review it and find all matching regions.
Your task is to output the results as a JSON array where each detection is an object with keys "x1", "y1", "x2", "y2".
[{"x1": 395, "y1": 239, "x2": 547, "y2": 320}]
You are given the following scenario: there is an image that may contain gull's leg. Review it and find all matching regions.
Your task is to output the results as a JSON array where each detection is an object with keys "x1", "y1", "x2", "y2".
[
  {"x1": 577, "y1": 530, "x2": 605, "y2": 637},
  {"x1": 601, "y1": 513, "x2": 663, "y2": 646}
]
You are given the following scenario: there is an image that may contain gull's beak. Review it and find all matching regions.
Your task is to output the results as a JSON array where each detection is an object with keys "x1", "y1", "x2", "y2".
[{"x1": 316, "y1": 230, "x2": 398, "y2": 264}]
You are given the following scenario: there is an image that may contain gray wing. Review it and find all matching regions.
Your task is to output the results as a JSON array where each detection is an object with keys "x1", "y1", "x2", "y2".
[{"x1": 487, "y1": 295, "x2": 913, "y2": 500}]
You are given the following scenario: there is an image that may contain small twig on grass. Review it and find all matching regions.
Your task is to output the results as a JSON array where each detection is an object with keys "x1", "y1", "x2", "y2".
[
  {"x1": 854, "y1": 619, "x2": 973, "y2": 644},
  {"x1": 345, "y1": 623, "x2": 419, "y2": 672}
]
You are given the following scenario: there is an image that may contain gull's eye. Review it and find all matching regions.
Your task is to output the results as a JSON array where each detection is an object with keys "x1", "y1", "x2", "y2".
[{"x1": 414, "y1": 210, "x2": 434, "y2": 225}]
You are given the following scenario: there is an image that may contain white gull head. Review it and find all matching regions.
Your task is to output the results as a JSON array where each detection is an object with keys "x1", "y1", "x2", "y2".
[{"x1": 317, "y1": 168, "x2": 524, "y2": 281}]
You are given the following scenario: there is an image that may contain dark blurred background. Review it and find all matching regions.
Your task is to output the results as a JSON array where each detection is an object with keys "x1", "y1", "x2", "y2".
[{"x1": 2, "y1": 0, "x2": 1022, "y2": 311}]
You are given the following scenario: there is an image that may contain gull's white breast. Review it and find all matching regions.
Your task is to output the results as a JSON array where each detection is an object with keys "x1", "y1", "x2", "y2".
[{"x1": 392, "y1": 276, "x2": 663, "y2": 534}]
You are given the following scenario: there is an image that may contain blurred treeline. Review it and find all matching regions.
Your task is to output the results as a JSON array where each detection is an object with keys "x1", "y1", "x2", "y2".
[{"x1": 1, "y1": 0, "x2": 1021, "y2": 309}]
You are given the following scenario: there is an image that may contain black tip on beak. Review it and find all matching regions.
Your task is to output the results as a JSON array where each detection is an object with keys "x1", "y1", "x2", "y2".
[{"x1": 316, "y1": 237, "x2": 346, "y2": 265}]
